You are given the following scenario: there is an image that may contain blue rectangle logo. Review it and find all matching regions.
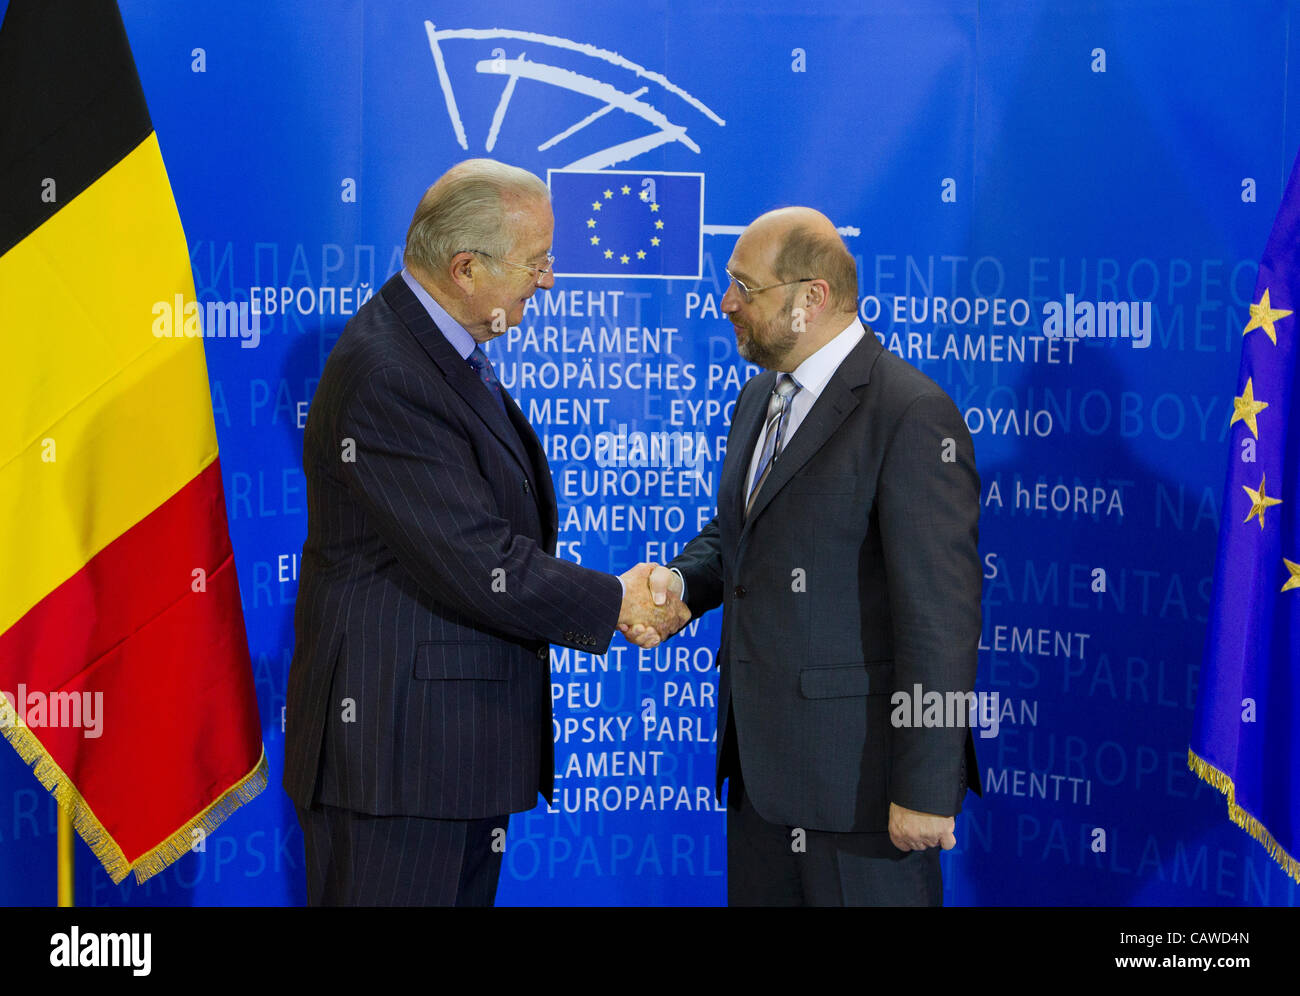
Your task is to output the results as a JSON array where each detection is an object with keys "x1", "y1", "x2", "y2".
[{"x1": 548, "y1": 169, "x2": 704, "y2": 279}]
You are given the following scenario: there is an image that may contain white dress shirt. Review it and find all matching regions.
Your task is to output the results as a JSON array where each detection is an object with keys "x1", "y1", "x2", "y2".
[
  {"x1": 742, "y1": 317, "x2": 867, "y2": 497},
  {"x1": 675, "y1": 317, "x2": 868, "y2": 600}
]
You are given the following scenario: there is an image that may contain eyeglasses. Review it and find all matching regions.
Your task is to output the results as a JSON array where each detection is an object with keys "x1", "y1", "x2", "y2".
[
  {"x1": 459, "y1": 249, "x2": 555, "y2": 282},
  {"x1": 724, "y1": 268, "x2": 818, "y2": 304}
]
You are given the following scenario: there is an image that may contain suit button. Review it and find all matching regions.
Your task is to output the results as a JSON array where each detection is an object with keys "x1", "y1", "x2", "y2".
[
  {"x1": 537, "y1": 646, "x2": 548, "y2": 660},
  {"x1": 734, "y1": 585, "x2": 747, "y2": 598},
  {"x1": 523, "y1": 479, "x2": 531, "y2": 494}
]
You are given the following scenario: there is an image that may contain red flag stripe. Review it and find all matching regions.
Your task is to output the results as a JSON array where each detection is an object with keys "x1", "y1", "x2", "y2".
[{"x1": 0, "y1": 459, "x2": 263, "y2": 873}]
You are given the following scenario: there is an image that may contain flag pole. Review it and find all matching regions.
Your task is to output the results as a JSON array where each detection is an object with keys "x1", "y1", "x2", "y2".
[{"x1": 57, "y1": 808, "x2": 73, "y2": 906}]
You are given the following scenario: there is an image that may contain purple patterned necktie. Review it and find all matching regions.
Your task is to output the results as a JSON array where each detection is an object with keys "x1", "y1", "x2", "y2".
[{"x1": 466, "y1": 346, "x2": 509, "y2": 417}]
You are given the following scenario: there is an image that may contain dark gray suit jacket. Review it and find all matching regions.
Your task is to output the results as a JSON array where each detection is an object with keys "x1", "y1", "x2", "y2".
[
  {"x1": 284, "y1": 273, "x2": 622, "y2": 820},
  {"x1": 670, "y1": 329, "x2": 982, "y2": 833}
]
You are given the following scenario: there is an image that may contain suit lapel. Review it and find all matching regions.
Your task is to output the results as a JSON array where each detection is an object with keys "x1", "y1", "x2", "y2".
[
  {"x1": 724, "y1": 370, "x2": 774, "y2": 526},
  {"x1": 741, "y1": 331, "x2": 883, "y2": 530},
  {"x1": 382, "y1": 275, "x2": 537, "y2": 484}
]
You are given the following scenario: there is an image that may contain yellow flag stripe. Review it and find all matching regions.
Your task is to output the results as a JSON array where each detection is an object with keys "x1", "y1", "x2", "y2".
[{"x1": 0, "y1": 133, "x2": 218, "y2": 634}]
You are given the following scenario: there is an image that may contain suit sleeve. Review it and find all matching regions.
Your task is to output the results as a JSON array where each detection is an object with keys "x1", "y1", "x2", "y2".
[
  {"x1": 335, "y1": 362, "x2": 623, "y2": 653},
  {"x1": 876, "y1": 391, "x2": 982, "y2": 816},
  {"x1": 669, "y1": 514, "x2": 725, "y2": 618}
]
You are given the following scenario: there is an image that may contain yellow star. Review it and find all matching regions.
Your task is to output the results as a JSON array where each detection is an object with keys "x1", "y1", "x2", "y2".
[
  {"x1": 650, "y1": 236, "x2": 660, "y2": 246},
  {"x1": 1282, "y1": 558, "x2": 1300, "y2": 593},
  {"x1": 586, "y1": 218, "x2": 597, "y2": 228},
  {"x1": 649, "y1": 202, "x2": 660, "y2": 212},
  {"x1": 1243, "y1": 473, "x2": 1283, "y2": 529},
  {"x1": 604, "y1": 249, "x2": 613, "y2": 259},
  {"x1": 620, "y1": 184, "x2": 630, "y2": 195},
  {"x1": 593, "y1": 202, "x2": 602, "y2": 211},
  {"x1": 1243, "y1": 288, "x2": 1292, "y2": 344},
  {"x1": 639, "y1": 189, "x2": 650, "y2": 201},
  {"x1": 603, "y1": 189, "x2": 613, "y2": 199},
  {"x1": 654, "y1": 220, "x2": 664, "y2": 230},
  {"x1": 590, "y1": 235, "x2": 600, "y2": 245},
  {"x1": 636, "y1": 250, "x2": 646, "y2": 259},
  {"x1": 1230, "y1": 378, "x2": 1269, "y2": 438},
  {"x1": 620, "y1": 254, "x2": 629, "y2": 264}
]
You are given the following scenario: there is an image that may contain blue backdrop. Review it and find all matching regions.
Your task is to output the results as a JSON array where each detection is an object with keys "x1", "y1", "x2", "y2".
[{"x1": 2, "y1": 0, "x2": 1297, "y2": 907}]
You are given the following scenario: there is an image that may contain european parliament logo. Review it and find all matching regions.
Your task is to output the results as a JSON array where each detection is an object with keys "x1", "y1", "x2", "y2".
[{"x1": 549, "y1": 169, "x2": 704, "y2": 279}]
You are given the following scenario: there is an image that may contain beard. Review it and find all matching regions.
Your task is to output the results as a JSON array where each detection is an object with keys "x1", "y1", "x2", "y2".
[{"x1": 733, "y1": 296, "x2": 798, "y2": 370}]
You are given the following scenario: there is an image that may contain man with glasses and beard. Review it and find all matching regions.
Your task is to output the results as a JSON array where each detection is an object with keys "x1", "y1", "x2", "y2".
[{"x1": 625, "y1": 207, "x2": 982, "y2": 906}]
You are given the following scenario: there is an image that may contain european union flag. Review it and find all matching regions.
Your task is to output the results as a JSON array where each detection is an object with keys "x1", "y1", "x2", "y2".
[
  {"x1": 1191, "y1": 148, "x2": 1300, "y2": 884},
  {"x1": 548, "y1": 169, "x2": 703, "y2": 279}
]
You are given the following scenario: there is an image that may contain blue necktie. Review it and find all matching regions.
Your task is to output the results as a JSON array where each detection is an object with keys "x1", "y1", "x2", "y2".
[
  {"x1": 466, "y1": 346, "x2": 509, "y2": 417},
  {"x1": 746, "y1": 373, "x2": 800, "y2": 518}
]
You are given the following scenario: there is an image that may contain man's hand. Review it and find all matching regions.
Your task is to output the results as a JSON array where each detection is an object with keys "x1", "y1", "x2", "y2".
[
  {"x1": 888, "y1": 802, "x2": 956, "y2": 851},
  {"x1": 617, "y1": 563, "x2": 690, "y2": 648}
]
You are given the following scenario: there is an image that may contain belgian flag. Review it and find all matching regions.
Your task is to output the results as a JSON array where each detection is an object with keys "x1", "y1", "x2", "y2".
[{"x1": 0, "y1": 1, "x2": 266, "y2": 884}]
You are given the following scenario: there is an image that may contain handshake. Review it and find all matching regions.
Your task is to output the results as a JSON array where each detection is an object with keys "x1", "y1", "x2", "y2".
[{"x1": 617, "y1": 563, "x2": 690, "y2": 649}]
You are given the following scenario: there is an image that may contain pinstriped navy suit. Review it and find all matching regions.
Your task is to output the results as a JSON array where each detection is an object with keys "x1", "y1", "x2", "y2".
[{"x1": 284, "y1": 272, "x2": 621, "y2": 904}]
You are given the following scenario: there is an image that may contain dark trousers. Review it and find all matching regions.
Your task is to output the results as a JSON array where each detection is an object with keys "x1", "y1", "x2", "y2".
[
  {"x1": 726, "y1": 779, "x2": 942, "y2": 906},
  {"x1": 296, "y1": 802, "x2": 506, "y2": 907}
]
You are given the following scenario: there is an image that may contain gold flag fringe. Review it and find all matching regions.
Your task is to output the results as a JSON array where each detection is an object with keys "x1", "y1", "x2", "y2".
[
  {"x1": 1188, "y1": 746, "x2": 1300, "y2": 884},
  {"x1": 1, "y1": 691, "x2": 267, "y2": 885},
  {"x1": 128, "y1": 749, "x2": 268, "y2": 884}
]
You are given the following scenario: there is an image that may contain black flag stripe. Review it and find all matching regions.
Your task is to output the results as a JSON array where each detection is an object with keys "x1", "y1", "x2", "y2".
[{"x1": 0, "y1": 0, "x2": 153, "y2": 255}]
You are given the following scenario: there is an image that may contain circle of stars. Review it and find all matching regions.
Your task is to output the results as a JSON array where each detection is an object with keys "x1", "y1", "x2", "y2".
[{"x1": 584, "y1": 181, "x2": 664, "y2": 265}]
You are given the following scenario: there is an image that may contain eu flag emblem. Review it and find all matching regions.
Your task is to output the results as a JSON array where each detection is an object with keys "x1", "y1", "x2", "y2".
[{"x1": 548, "y1": 169, "x2": 703, "y2": 279}]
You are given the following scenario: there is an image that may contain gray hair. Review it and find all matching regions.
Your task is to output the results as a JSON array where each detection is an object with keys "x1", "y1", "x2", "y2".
[
  {"x1": 404, "y1": 159, "x2": 550, "y2": 275},
  {"x1": 772, "y1": 224, "x2": 859, "y2": 313}
]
